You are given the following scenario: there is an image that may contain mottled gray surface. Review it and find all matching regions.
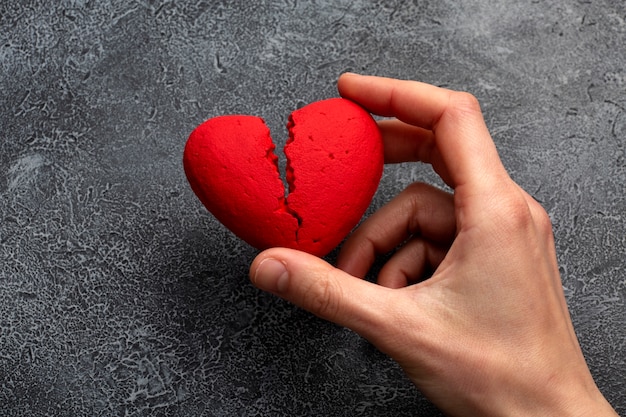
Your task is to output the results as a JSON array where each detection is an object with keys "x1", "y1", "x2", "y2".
[{"x1": 0, "y1": 0, "x2": 624, "y2": 415}]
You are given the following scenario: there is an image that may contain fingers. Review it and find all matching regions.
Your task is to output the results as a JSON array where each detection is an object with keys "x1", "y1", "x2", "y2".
[
  {"x1": 338, "y1": 73, "x2": 510, "y2": 192},
  {"x1": 337, "y1": 182, "x2": 455, "y2": 280},
  {"x1": 377, "y1": 238, "x2": 448, "y2": 288},
  {"x1": 250, "y1": 248, "x2": 391, "y2": 337},
  {"x1": 338, "y1": 73, "x2": 453, "y2": 129}
]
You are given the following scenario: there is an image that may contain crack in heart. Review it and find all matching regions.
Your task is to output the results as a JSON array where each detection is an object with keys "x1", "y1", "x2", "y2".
[
  {"x1": 267, "y1": 113, "x2": 334, "y2": 245},
  {"x1": 281, "y1": 116, "x2": 305, "y2": 228},
  {"x1": 265, "y1": 119, "x2": 304, "y2": 230}
]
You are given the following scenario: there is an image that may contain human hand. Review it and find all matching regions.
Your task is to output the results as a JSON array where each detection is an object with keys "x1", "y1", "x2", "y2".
[{"x1": 249, "y1": 74, "x2": 618, "y2": 416}]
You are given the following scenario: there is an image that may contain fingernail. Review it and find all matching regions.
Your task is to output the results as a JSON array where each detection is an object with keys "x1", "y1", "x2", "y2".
[{"x1": 253, "y1": 258, "x2": 289, "y2": 293}]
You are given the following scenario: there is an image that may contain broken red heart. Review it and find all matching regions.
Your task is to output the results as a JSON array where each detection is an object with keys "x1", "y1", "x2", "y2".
[{"x1": 183, "y1": 98, "x2": 383, "y2": 257}]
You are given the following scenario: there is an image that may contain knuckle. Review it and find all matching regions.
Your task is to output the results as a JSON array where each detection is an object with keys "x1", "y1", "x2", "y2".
[
  {"x1": 508, "y1": 202, "x2": 535, "y2": 231},
  {"x1": 404, "y1": 182, "x2": 436, "y2": 216},
  {"x1": 305, "y1": 270, "x2": 342, "y2": 320},
  {"x1": 491, "y1": 192, "x2": 535, "y2": 232},
  {"x1": 403, "y1": 181, "x2": 448, "y2": 209},
  {"x1": 403, "y1": 181, "x2": 431, "y2": 194},
  {"x1": 449, "y1": 91, "x2": 482, "y2": 115},
  {"x1": 530, "y1": 201, "x2": 554, "y2": 235},
  {"x1": 492, "y1": 191, "x2": 553, "y2": 236},
  {"x1": 402, "y1": 182, "x2": 431, "y2": 202}
]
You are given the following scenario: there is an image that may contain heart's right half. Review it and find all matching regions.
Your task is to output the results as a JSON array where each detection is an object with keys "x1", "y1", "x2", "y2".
[{"x1": 183, "y1": 98, "x2": 384, "y2": 257}]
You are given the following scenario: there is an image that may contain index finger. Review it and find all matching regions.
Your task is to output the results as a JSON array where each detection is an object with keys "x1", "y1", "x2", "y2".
[
  {"x1": 338, "y1": 73, "x2": 451, "y2": 130},
  {"x1": 337, "y1": 73, "x2": 510, "y2": 191}
]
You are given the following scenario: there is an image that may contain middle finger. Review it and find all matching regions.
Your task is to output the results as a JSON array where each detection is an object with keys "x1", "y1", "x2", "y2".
[{"x1": 337, "y1": 182, "x2": 455, "y2": 279}]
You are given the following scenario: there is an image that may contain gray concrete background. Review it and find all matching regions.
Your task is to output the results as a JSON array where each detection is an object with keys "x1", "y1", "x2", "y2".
[{"x1": 1, "y1": 1, "x2": 624, "y2": 415}]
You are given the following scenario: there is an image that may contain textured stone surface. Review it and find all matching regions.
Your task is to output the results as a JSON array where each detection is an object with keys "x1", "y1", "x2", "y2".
[{"x1": 0, "y1": 0, "x2": 624, "y2": 415}]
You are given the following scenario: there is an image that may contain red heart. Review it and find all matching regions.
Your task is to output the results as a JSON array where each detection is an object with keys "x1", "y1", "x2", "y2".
[{"x1": 183, "y1": 98, "x2": 383, "y2": 257}]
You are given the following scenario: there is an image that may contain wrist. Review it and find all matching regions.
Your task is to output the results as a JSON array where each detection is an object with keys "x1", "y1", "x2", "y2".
[
  {"x1": 455, "y1": 358, "x2": 619, "y2": 417},
  {"x1": 561, "y1": 385, "x2": 619, "y2": 417},
  {"x1": 507, "y1": 372, "x2": 618, "y2": 417}
]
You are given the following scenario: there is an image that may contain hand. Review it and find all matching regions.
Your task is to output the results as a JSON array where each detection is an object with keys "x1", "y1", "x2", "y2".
[{"x1": 249, "y1": 74, "x2": 618, "y2": 416}]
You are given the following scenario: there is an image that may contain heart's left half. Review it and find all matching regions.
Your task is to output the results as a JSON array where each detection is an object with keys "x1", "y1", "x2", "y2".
[{"x1": 183, "y1": 98, "x2": 383, "y2": 257}]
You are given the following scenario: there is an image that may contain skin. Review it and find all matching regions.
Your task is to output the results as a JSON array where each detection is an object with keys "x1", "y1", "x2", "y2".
[{"x1": 249, "y1": 73, "x2": 619, "y2": 417}]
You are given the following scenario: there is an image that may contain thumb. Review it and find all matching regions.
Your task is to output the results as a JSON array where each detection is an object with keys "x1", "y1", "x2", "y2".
[{"x1": 250, "y1": 248, "x2": 388, "y2": 335}]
